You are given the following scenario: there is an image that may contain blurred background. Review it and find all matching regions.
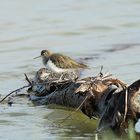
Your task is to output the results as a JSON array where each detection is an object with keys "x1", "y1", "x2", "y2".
[{"x1": 0, "y1": 0, "x2": 140, "y2": 139}]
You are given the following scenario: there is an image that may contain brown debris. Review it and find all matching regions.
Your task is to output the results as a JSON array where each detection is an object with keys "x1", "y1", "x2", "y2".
[{"x1": 29, "y1": 68, "x2": 140, "y2": 133}]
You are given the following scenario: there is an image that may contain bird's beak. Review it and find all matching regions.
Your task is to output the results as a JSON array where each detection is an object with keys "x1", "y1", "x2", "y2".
[{"x1": 33, "y1": 55, "x2": 41, "y2": 59}]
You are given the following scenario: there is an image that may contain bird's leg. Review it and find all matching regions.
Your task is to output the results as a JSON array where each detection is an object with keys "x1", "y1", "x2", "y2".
[
  {"x1": 56, "y1": 73, "x2": 65, "y2": 83},
  {"x1": 69, "y1": 71, "x2": 78, "y2": 81}
]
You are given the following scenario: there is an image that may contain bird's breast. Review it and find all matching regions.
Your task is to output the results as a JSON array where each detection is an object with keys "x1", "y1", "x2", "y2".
[{"x1": 46, "y1": 59, "x2": 68, "y2": 73}]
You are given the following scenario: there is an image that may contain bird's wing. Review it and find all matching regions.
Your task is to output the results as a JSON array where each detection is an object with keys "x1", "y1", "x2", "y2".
[{"x1": 50, "y1": 54, "x2": 87, "y2": 69}]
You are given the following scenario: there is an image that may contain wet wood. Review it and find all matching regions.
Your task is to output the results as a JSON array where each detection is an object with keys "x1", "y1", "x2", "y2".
[{"x1": 29, "y1": 68, "x2": 140, "y2": 133}]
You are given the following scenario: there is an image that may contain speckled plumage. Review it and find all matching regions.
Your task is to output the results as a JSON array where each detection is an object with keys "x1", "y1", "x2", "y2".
[
  {"x1": 50, "y1": 53, "x2": 87, "y2": 69},
  {"x1": 40, "y1": 50, "x2": 87, "y2": 73}
]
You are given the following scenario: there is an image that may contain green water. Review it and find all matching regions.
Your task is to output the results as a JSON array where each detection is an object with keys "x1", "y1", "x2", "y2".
[{"x1": 0, "y1": 0, "x2": 140, "y2": 139}]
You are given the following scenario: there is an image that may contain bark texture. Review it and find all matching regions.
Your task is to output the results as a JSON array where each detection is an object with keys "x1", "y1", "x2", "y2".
[{"x1": 29, "y1": 68, "x2": 140, "y2": 132}]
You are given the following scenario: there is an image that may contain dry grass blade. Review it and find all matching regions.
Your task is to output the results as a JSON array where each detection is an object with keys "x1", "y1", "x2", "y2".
[{"x1": 58, "y1": 96, "x2": 88, "y2": 126}]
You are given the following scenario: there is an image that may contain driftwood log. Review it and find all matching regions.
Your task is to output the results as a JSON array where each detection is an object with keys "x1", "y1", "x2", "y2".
[{"x1": 29, "y1": 68, "x2": 140, "y2": 133}]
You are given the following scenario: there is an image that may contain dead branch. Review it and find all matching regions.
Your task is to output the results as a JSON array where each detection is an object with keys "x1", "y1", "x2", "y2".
[
  {"x1": 25, "y1": 68, "x2": 140, "y2": 133},
  {"x1": 0, "y1": 74, "x2": 32, "y2": 104},
  {"x1": 0, "y1": 85, "x2": 30, "y2": 103}
]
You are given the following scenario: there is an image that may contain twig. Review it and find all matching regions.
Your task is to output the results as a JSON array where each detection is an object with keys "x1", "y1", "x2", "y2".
[
  {"x1": 97, "y1": 66, "x2": 103, "y2": 79},
  {"x1": 58, "y1": 96, "x2": 88, "y2": 126},
  {"x1": 24, "y1": 73, "x2": 32, "y2": 85},
  {"x1": 0, "y1": 73, "x2": 32, "y2": 104},
  {"x1": 123, "y1": 88, "x2": 128, "y2": 122},
  {"x1": 0, "y1": 85, "x2": 31, "y2": 103},
  {"x1": 99, "y1": 65, "x2": 103, "y2": 78},
  {"x1": 102, "y1": 74, "x2": 112, "y2": 79}
]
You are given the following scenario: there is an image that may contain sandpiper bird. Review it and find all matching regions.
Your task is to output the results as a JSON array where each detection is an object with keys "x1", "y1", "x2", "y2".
[{"x1": 34, "y1": 50, "x2": 87, "y2": 73}]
